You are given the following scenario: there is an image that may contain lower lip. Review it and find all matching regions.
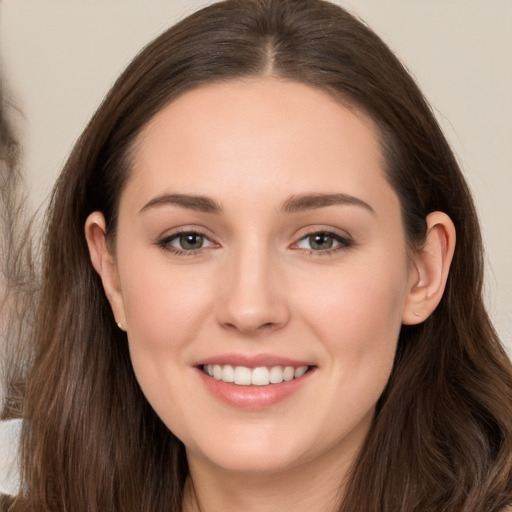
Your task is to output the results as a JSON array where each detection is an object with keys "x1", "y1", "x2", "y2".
[{"x1": 196, "y1": 368, "x2": 314, "y2": 409}]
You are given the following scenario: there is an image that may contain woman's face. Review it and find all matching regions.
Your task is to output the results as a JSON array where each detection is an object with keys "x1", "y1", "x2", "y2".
[{"x1": 96, "y1": 78, "x2": 421, "y2": 475}]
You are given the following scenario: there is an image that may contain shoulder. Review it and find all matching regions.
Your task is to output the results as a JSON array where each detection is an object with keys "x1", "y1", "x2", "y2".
[{"x1": 0, "y1": 419, "x2": 22, "y2": 497}]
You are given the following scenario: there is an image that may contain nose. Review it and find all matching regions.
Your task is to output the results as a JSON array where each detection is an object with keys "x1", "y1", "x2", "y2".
[{"x1": 215, "y1": 242, "x2": 290, "y2": 335}]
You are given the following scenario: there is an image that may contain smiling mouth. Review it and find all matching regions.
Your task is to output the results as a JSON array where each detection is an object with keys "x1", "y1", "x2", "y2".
[{"x1": 202, "y1": 364, "x2": 312, "y2": 386}]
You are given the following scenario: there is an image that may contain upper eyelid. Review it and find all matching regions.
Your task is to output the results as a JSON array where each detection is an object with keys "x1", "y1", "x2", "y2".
[
  {"x1": 292, "y1": 225, "x2": 353, "y2": 241},
  {"x1": 165, "y1": 231, "x2": 214, "y2": 242},
  {"x1": 293, "y1": 233, "x2": 351, "y2": 247},
  {"x1": 157, "y1": 226, "x2": 217, "y2": 241}
]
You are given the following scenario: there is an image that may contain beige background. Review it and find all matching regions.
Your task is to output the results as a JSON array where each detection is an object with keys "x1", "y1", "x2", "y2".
[{"x1": 1, "y1": 0, "x2": 511, "y2": 350}]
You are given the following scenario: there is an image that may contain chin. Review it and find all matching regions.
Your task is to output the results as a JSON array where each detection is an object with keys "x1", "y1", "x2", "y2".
[{"x1": 184, "y1": 429, "x2": 313, "y2": 475}]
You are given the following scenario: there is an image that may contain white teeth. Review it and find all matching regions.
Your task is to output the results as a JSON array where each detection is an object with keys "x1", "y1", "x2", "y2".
[
  {"x1": 221, "y1": 365, "x2": 235, "y2": 383},
  {"x1": 294, "y1": 366, "x2": 308, "y2": 378},
  {"x1": 234, "y1": 366, "x2": 252, "y2": 385},
  {"x1": 213, "y1": 364, "x2": 222, "y2": 380},
  {"x1": 251, "y1": 367, "x2": 270, "y2": 386},
  {"x1": 283, "y1": 366, "x2": 295, "y2": 381},
  {"x1": 269, "y1": 366, "x2": 284, "y2": 383},
  {"x1": 203, "y1": 364, "x2": 310, "y2": 386}
]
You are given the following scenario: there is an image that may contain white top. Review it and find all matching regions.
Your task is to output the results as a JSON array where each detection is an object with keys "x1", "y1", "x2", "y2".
[{"x1": 0, "y1": 418, "x2": 21, "y2": 496}]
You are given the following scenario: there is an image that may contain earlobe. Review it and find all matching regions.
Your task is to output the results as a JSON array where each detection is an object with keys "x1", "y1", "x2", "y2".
[
  {"x1": 402, "y1": 211, "x2": 456, "y2": 325},
  {"x1": 85, "y1": 212, "x2": 127, "y2": 329}
]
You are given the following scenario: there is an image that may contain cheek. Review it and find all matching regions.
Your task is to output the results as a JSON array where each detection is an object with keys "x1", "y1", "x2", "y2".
[
  {"x1": 302, "y1": 258, "x2": 407, "y2": 341},
  {"x1": 121, "y1": 261, "x2": 213, "y2": 341},
  {"x1": 118, "y1": 262, "x2": 216, "y2": 433},
  {"x1": 296, "y1": 250, "x2": 409, "y2": 387},
  {"x1": 117, "y1": 256, "x2": 217, "y2": 393},
  {"x1": 296, "y1": 260, "x2": 406, "y2": 432}
]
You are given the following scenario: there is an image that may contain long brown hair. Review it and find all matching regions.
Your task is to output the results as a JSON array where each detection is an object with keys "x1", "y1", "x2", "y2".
[
  {"x1": 6, "y1": 1, "x2": 512, "y2": 510},
  {"x1": 1, "y1": 81, "x2": 35, "y2": 424}
]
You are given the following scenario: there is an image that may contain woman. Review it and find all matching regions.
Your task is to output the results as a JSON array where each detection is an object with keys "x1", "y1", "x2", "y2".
[{"x1": 3, "y1": 0, "x2": 512, "y2": 510}]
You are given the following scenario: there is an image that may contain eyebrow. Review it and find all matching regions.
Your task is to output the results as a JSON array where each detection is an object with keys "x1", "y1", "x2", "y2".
[
  {"x1": 139, "y1": 192, "x2": 374, "y2": 216},
  {"x1": 281, "y1": 193, "x2": 375, "y2": 214},
  {"x1": 139, "y1": 194, "x2": 222, "y2": 215}
]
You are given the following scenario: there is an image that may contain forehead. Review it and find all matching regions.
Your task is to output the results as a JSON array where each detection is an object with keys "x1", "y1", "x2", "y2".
[{"x1": 126, "y1": 78, "x2": 396, "y2": 214}]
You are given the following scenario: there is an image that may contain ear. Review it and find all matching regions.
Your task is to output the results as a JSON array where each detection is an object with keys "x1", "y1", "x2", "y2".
[
  {"x1": 402, "y1": 211, "x2": 456, "y2": 325},
  {"x1": 85, "y1": 212, "x2": 127, "y2": 330}
]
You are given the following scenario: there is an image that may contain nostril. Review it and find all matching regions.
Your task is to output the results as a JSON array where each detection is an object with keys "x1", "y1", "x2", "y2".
[
  {"x1": 215, "y1": 290, "x2": 291, "y2": 334},
  {"x1": 221, "y1": 320, "x2": 283, "y2": 335}
]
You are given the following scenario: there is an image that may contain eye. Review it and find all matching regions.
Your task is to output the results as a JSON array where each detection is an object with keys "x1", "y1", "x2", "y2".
[
  {"x1": 294, "y1": 231, "x2": 352, "y2": 253},
  {"x1": 158, "y1": 231, "x2": 216, "y2": 254}
]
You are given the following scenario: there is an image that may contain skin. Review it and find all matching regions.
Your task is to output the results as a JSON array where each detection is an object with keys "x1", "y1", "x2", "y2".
[{"x1": 86, "y1": 78, "x2": 455, "y2": 512}]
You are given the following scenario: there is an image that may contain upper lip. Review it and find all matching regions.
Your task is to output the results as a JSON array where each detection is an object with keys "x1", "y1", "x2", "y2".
[{"x1": 195, "y1": 353, "x2": 314, "y2": 368}]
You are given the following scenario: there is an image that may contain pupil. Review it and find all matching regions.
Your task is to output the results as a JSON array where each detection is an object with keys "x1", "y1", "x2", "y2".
[
  {"x1": 181, "y1": 233, "x2": 203, "y2": 250},
  {"x1": 310, "y1": 233, "x2": 333, "y2": 250}
]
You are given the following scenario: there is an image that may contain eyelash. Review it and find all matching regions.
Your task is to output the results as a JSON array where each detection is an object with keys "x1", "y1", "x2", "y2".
[
  {"x1": 292, "y1": 230, "x2": 354, "y2": 256},
  {"x1": 156, "y1": 230, "x2": 217, "y2": 256},
  {"x1": 155, "y1": 229, "x2": 353, "y2": 257}
]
